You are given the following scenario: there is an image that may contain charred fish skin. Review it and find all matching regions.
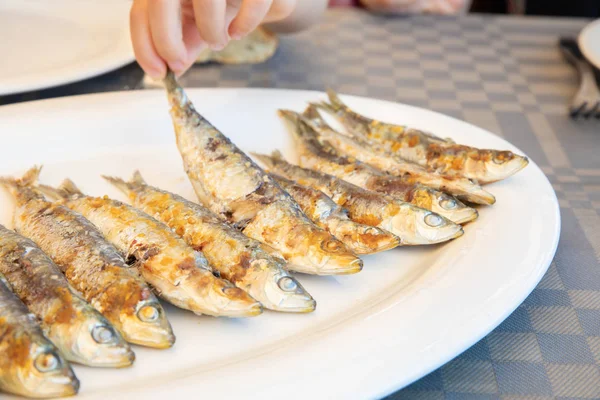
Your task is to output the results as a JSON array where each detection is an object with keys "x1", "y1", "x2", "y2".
[
  {"x1": 0, "y1": 168, "x2": 175, "y2": 349},
  {"x1": 0, "y1": 225, "x2": 134, "y2": 368},
  {"x1": 302, "y1": 105, "x2": 496, "y2": 206},
  {"x1": 39, "y1": 179, "x2": 263, "y2": 318},
  {"x1": 279, "y1": 109, "x2": 478, "y2": 225},
  {"x1": 271, "y1": 174, "x2": 400, "y2": 254},
  {"x1": 0, "y1": 273, "x2": 79, "y2": 399},
  {"x1": 318, "y1": 90, "x2": 528, "y2": 184},
  {"x1": 163, "y1": 71, "x2": 362, "y2": 276},
  {"x1": 104, "y1": 171, "x2": 316, "y2": 313},
  {"x1": 253, "y1": 152, "x2": 463, "y2": 245}
]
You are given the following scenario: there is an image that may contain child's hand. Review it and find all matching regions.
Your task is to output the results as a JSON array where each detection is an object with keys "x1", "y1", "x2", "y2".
[{"x1": 130, "y1": 0, "x2": 297, "y2": 78}]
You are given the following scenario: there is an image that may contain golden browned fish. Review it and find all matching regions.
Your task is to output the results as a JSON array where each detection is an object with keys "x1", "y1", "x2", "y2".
[
  {"x1": 279, "y1": 109, "x2": 478, "y2": 225},
  {"x1": 0, "y1": 168, "x2": 174, "y2": 349},
  {"x1": 253, "y1": 152, "x2": 463, "y2": 245},
  {"x1": 164, "y1": 71, "x2": 362, "y2": 275},
  {"x1": 316, "y1": 90, "x2": 528, "y2": 184},
  {"x1": 270, "y1": 174, "x2": 400, "y2": 254},
  {"x1": 0, "y1": 225, "x2": 134, "y2": 368},
  {"x1": 302, "y1": 105, "x2": 495, "y2": 205},
  {"x1": 0, "y1": 273, "x2": 79, "y2": 398},
  {"x1": 39, "y1": 179, "x2": 262, "y2": 318},
  {"x1": 104, "y1": 171, "x2": 316, "y2": 313}
]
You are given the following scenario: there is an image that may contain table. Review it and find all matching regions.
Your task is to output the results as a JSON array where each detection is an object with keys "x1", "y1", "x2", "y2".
[{"x1": 2, "y1": 9, "x2": 599, "y2": 399}]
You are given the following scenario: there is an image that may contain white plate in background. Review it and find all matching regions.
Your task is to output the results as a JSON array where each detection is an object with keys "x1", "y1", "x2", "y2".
[
  {"x1": 579, "y1": 19, "x2": 600, "y2": 69},
  {"x1": 0, "y1": 0, "x2": 134, "y2": 96}
]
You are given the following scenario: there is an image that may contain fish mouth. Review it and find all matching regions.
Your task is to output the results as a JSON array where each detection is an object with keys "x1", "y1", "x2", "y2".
[
  {"x1": 85, "y1": 347, "x2": 135, "y2": 368},
  {"x1": 211, "y1": 300, "x2": 263, "y2": 318},
  {"x1": 273, "y1": 297, "x2": 317, "y2": 313},
  {"x1": 354, "y1": 234, "x2": 402, "y2": 254},
  {"x1": 328, "y1": 257, "x2": 363, "y2": 275},
  {"x1": 126, "y1": 329, "x2": 176, "y2": 350},
  {"x1": 458, "y1": 189, "x2": 496, "y2": 206}
]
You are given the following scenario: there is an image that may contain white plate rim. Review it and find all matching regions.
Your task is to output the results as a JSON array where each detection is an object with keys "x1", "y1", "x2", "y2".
[
  {"x1": 579, "y1": 18, "x2": 600, "y2": 69},
  {"x1": 0, "y1": 89, "x2": 561, "y2": 399},
  {"x1": 0, "y1": 0, "x2": 135, "y2": 96}
]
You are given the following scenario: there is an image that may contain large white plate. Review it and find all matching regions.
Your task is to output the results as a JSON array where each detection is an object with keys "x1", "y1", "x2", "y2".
[
  {"x1": 579, "y1": 18, "x2": 600, "y2": 69},
  {"x1": 0, "y1": 89, "x2": 560, "y2": 399},
  {"x1": 0, "y1": 0, "x2": 134, "y2": 96}
]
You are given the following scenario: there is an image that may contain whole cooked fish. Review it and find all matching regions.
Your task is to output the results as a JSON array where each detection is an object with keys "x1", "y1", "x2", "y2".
[
  {"x1": 104, "y1": 171, "x2": 316, "y2": 313},
  {"x1": 316, "y1": 90, "x2": 529, "y2": 184},
  {"x1": 279, "y1": 109, "x2": 478, "y2": 225},
  {"x1": 270, "y1": 174, "x2": 401, "y2": 254},
  {"x1": 0, "y1": 168, "x2": 175, "y2": 349},
  {"x1": 0, "y1": 225, "x2": 134, "y2": 368},
  {"x1": 253, "y1": 152, "x2": 463, "y2": 245},
  {"x1": 39, "y1": 179, "x2": 262, "y2": 318},
  {"x1": 0, "y1": 273, "x2": 79, "y2": 398},
  {"x1": 164, "y1": 71, "x2": 363, "y2": 275},
  {"x1": 302, "y1": 105, "x2": 495, "y2": 205}
]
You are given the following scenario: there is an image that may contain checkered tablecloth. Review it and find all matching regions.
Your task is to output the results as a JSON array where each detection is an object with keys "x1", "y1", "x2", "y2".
[{"x1": 2, "y1": 9, "x2": 599, "y2": 399}]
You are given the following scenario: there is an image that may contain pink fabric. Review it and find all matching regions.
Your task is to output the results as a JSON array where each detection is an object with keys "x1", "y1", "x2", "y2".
[{"x1": 329, "y1": 0, "x2": 360, "y2": 6}]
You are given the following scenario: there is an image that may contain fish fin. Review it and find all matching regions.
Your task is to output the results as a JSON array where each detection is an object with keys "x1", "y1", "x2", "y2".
[
  {"x1": 311, "y1": 100, "x2": 339, "y2": 116},
  {"x1": 0, "y1": 166, "x2": 43, "y2": 202},
  {"x1": 102, "y1": 175, "x2": 131, "y2": 196},
  {"x1": 277, "y1": 109, "x2": 300, "y2": 124},
  {"x1": 249, "y1": 152, "x2": 273, "y2": 170},
  {"x1": 37, "y1": 179, "x2": 83, "y2": 200},
  {"x1": 271, "y1": 150, "x2": 284, "y2": 160},
  {"x1": 131, "y1": 170, "x2": 146, "y2": 185},
  {"x1": 326, "y1": 89, "x2": 345, "y2": 110},
  {"x1": 302, "y1": 104, "x2": 323, "y2": 121},
  {"x1": 59, "y1": 179, "x2": 84, "y2": 196}
]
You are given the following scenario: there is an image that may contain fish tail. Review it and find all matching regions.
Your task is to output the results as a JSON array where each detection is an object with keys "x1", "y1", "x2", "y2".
[
  {"x1": 59, "y1": 179, "x2": 84, "y2": 197},
  {"x1": 163, "y1": 69, "x2": 192, "y2": 112},
  {"x1": 0, "y1": 166, "x2": 43, "y2": 202},
  {"x1": 312, "y1": 101, "x2": 339, "y2": 116}
]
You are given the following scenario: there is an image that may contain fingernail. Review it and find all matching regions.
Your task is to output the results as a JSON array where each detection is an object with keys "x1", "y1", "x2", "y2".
[
  {"x1": 169, "y1": 60, "x2": 185, "y2": 73},
  {"x1": 148, "y1": 68, "x2": 165, "y2": 80},
  {"x1": 210, "y1": 42, "x2": 226, "y2": 51}
]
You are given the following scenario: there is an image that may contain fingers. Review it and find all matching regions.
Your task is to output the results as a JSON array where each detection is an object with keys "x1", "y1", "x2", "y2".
[
  {"x1": 193, "y1": 0, "x2": 228, "y2": 49},
  {"x1": 229, "y1": 0, "x2": 273, "y2": 40},
  {"x1": 147, "y1": 0, "x2": 188, "y2": 73},
  {"x1": 130, "y1": 0, "x2": 166, "y2": 79}
]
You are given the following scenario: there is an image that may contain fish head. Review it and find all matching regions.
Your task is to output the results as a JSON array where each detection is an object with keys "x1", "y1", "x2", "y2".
[
  {"x1": 119, "y1": 298, "x2": 175, "y2": 349},
  {"x1": 417, "y1": 187, "x2": 479, "y2": 225},
  {"x1": 64, "y1": 307, "x2": 134, "y2": 368},
  {"x1": 476, "y1": 150, "x2": 529, "y2": 184},
  {"x1": 331, "y1": 220, "x2": 401, "y2": 254},
  {"x1": 388, "y1": 203, "x2": 463, "y2": 245},
  {"x1": 246, "y1": 257, "x2": 316, "y2": 313},
  {"x1": 290, "y1": 230, "x2": 363, "y2": 275},
  {"x1": 200, "y1": 276, "x2": 264, "y2": 317},
  {"x1": 6, "y1": 336, "x2": 79, "y2": 398}
]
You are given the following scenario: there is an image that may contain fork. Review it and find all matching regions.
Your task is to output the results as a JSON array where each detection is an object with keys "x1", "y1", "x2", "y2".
[{"x1": 559, "y1": 37, "x2": 600, "y2": 119}]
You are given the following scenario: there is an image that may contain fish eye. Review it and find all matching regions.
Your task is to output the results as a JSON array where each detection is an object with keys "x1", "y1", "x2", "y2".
[
  {"x1": 362, "y1": 227, "x2": 379, "y2": 235},
  {"x1": 424, "y1": 213, "x2": 444, "y2": 227},
  {"x1": 92, "y1": 325, "x2": 116, "y2": 344},
  {"x1": 137, "y1": 304, "x2": 160, "y2": 323},
  {"x1": 34, "y1": 351, "x2": 60, "y2": 373},
  {"x1": 321, "y1": 239, "x2": 343, "y2": 252},
  {"x1": 440, "y1": 198, "x2": 457, "y2": 210},
  {"x1": 278, "y1": 276, "x2": 298, "y2": 292}
]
